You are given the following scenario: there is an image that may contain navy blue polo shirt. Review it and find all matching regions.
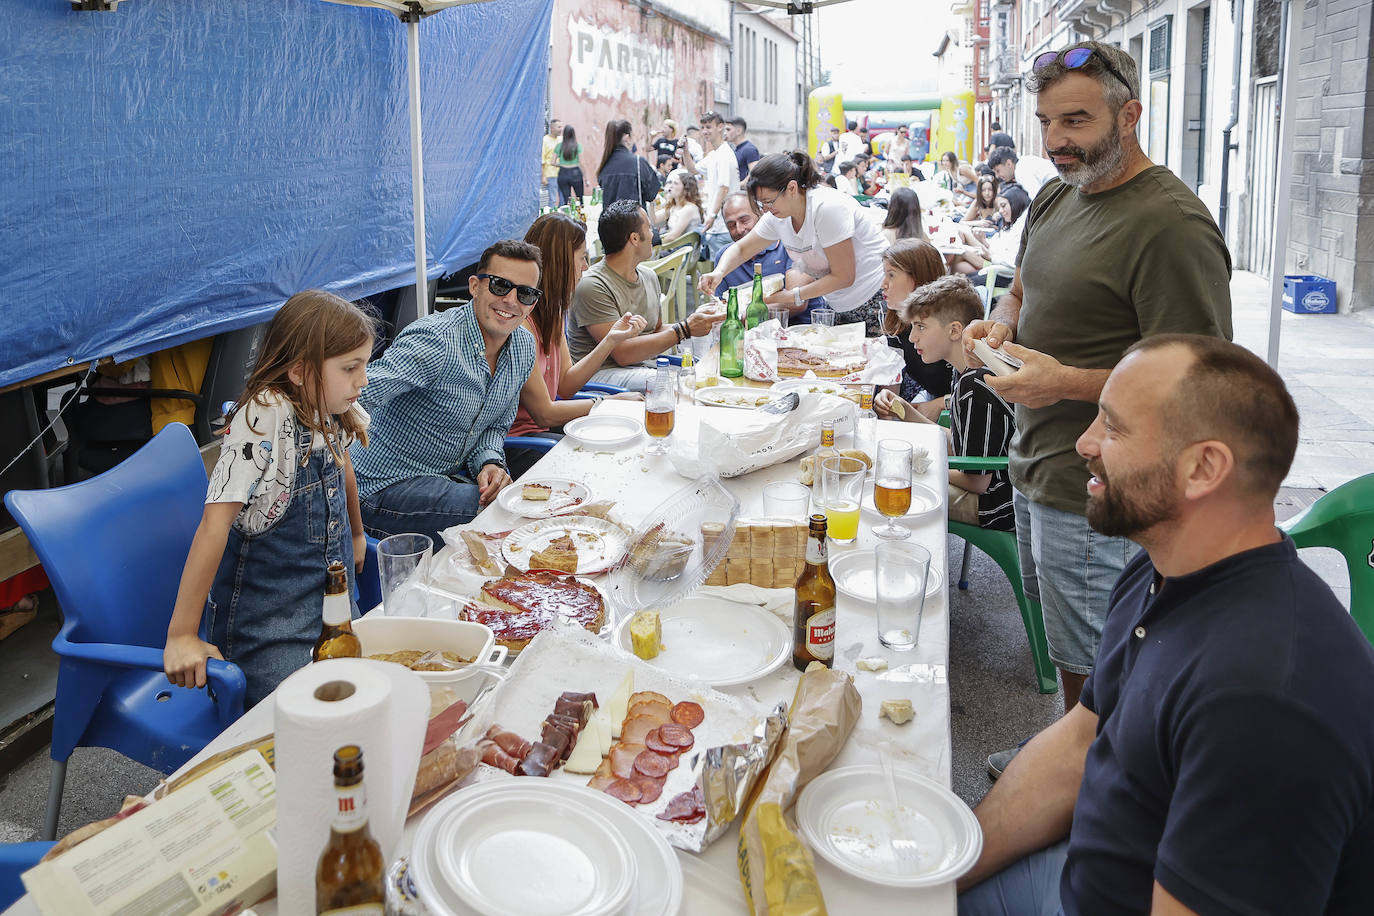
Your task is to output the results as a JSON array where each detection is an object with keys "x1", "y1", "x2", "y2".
[{"x1": 1064, "y1": 536, "x2": 1374, "y2": 914}]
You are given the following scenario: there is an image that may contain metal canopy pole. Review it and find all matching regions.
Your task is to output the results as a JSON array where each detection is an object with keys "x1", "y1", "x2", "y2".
[
  {"x1": 406, "y1": 13, "x2": 429, "y2": 316},
  {"x1": 1265, "y1": 0, "x2": 1302, "y2": 369}
]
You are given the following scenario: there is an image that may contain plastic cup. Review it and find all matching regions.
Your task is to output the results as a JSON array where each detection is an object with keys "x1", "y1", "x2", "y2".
[
  {"x1": 875, "y1": 541, "x2": 930, "y2": 650},
  {"x1": 378, "y1": 533, "x2": 433, "y2": 617},
  {"x1": 763, "y1": 481, "x2": 811, "y2": 520},
  {"x1": 820, "y1": 456, "x2": 866, "y2": 545},
  {"x1": 769, "y1": 306, "x2": 790, "y2": 328},
  {"x1": 811, "y1": 307, "x2": 836, "y2": 327}
]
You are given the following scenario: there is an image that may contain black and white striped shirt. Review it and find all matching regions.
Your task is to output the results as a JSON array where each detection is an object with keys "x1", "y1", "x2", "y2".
[{"x1": 950, "y1": 367, "x2": 1016, "y2": 532}]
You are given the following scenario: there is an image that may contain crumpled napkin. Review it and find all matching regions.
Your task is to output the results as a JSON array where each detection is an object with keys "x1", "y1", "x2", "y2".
[{"x1": 697, "y1": 583, "x2": 793, "y2": 624}]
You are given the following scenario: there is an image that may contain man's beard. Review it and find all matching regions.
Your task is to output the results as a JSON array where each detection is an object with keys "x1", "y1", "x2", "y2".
[
  {"x1": 1048, "y1": 127, "x2": 1127, "y2": 188},
  {"x1": 1085, "y1": 458, "x2": 1179, "y2": 539}
]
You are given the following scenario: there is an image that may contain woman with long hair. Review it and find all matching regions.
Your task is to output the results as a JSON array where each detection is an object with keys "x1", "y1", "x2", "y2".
[
  {"x1": 505, "y1": 213, "x2": 644, "y2": 477},
  {"x1": 963, "y1": 175, "x2": 999, "y2": 224},
  {"x1": 595, "y1": 119, "x2": 660, "y2": 211},
  {"x1": 699, "y1": 151, "x2": 888, "y2": 332},
  {"x1": 877, "y1": 239, "x2": 954, "y2": 411},
  {"x1": 555, "y1": 124, "x2": 584, "y2": 206},
  {"x1": 651, "y1": 171, "x2": 703, "y2": 244},
  {"x1": 948, "y1": 184, "x2": 1032, "y2": 275},
  {"x1": 881, "y1": 187, "x2": 928, "y2": 245}
]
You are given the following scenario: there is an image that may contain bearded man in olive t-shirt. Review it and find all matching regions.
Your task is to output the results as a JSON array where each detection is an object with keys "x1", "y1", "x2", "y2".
[{"x1": 964, "y1": 42, "x2": 1232, "y2": 770}]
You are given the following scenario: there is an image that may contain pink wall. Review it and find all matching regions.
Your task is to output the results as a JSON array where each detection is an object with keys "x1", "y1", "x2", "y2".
[{"x1": 550, "y1": 0, "x2": 722, "y2": 186}]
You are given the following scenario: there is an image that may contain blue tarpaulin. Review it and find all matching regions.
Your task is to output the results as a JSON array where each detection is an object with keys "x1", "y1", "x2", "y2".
[{"x1": 0, "y1": 0, "x2": 553, "y2": 389}]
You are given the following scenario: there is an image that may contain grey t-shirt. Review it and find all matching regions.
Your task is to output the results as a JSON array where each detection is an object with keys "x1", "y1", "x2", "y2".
[
  {"x1": 1011, "y1": 167, "x2": 1233, "y2": 515},
  {"x1": 567, "y1": 259, "x2": 661, "y2": 364}
]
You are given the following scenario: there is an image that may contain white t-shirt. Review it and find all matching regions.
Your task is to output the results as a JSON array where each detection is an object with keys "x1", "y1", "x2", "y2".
[
  {"x1": 838, "y1": 131, "x2": 867, "y2": 164},
  {"x1": 700, "y1": 143, "x2": 738, "y2": 216},
  {"x1": 207, "y1": 390, "x2": 368, "y2": 535},
  {"x1": 753, "y1": 185, "x2": 887, "y2": 313},
  {"x1": 1014, "y1": 154, "x2": 1059, "y2": 198}
]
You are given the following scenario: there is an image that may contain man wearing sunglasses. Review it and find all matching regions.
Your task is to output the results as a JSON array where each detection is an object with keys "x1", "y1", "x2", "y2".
[
  {"x1": 351, "y1": 240, "x2": 540, "y2": 544},
  {"x1": 963, "y1": 41, "x2": 1232, "y2": 775}
]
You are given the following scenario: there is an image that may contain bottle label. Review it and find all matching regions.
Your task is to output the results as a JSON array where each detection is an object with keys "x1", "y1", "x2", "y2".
[
  {"x1": 805, "y1": 535, "x2": 828, "y2": 565},
  {"x1": 804, "y1": 605, "x2": 836, "y2": 660},
  {"x1": 860, "y1": 392, "x2": 873, "y2": 409},
  {"x1": 820, "y1": 428, "x2": 834, "y2": 447},
  {"x1": 322, "y1": 593, "x2": 351, "y2": 627},
  {"x1": 332, "y1": 783, "x2": 369, "y2": 833}
]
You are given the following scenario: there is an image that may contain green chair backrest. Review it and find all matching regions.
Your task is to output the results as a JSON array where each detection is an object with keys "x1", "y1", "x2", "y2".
[{"x1": 1278, "y1": 473, "x2": 1374, "y2": 644}]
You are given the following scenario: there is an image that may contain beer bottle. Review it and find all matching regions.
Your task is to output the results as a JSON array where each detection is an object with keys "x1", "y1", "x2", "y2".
[
  {"x1": 813, "y1": 420, "x2": 839, "y2": 466},
  {"x1": 854, "y1": 391, "x2": 878, "y2": 459},
  {"x1": 720, "y1": 288, "x2": 744, "y2": 378},
  {"x1": 313, "y1": 562, "x2": 360, "y2": 662},
  {"x1": 793, "y1": 514, "x2": 837, "y2": 670},
  {"x1": 316, "y1": 745, "x2": 385, "y2": 915},
  {"x1": 745, "y1": 262, "x2": 768, "y2": 329}
]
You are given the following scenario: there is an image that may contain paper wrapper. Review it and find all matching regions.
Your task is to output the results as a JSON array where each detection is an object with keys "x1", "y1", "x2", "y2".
[
  {"x1": 738, "y1": 665, "x2": 863, "y2": 916},
  {"x1": 667, "y1": 393, "x2": 856, "y2": 479}
]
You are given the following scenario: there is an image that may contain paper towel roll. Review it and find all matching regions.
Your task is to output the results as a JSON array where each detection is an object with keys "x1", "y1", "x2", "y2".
[{"x1": 273, "y1": 658, "x2": 428, "y2": 916}]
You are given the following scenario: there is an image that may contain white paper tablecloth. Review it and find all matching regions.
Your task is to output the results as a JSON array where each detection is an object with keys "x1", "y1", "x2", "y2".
[{"x1": 8, "y1": 399, "x2": 956, "y2": 916}]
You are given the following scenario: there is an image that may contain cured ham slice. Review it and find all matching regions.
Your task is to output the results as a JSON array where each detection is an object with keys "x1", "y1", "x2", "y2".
[
  {"x1": 483, "y1": 724, "x2": 532, "y2": 760},
  {"x1": 479, "y1": 740, "x2": 521, "y2": 775}
]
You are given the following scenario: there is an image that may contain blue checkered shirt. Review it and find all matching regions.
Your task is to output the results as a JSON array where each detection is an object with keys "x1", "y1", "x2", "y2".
[{"x1": 351, "y1": 305, "x2": 534, "y2": 500}]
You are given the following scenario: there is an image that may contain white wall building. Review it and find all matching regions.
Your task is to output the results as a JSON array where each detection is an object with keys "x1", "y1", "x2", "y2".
[{"x1": 732, "y1": 4, "x2": 806, "y2": 154}]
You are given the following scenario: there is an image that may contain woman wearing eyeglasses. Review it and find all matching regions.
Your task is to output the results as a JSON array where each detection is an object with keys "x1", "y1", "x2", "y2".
[
  {"x1": 699, "y1": 151, "x2": 888, "y2": 332},
  {"x1": 505, "y1": 213, "x2": 646, "y2": 478}
]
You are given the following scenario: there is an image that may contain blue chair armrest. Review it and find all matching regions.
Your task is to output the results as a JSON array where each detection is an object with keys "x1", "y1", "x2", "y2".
[
  {"x1": 504, "y1": 436, "x2": 558, "y2": 454},
  {"x1": 579, "y1": 383, "x2": 626, "y2": 395},
  {"x1": 53, "y1": 635, "x2": 246, "y2": 724},
  {"x1": 204, "y1": 658, "x2": 248, "y2": 724}
]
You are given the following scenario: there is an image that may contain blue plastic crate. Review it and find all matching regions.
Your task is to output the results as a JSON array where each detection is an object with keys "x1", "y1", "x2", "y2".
[{"x1": 1282, "y1": 275, "x2": 1338, "y2": 314}]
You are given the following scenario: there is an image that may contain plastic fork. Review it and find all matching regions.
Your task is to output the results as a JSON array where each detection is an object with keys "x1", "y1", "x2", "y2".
[{"x1": 881, "y1": 745, "x2": 920, "y2": 874}]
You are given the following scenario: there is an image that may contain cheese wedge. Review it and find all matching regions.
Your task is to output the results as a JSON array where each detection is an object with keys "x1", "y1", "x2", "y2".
[
  {"x1": 607, "y1": 671, "x2": 633, "y2": 738},
  {"x1": 564, "y1": 714, "x2": 604, "y2": 774}
]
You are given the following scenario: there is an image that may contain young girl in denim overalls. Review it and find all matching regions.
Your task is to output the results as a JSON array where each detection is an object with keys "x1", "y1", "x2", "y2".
[{"x1": 163, "y1": 291, "x2": 375, "y2": 708}]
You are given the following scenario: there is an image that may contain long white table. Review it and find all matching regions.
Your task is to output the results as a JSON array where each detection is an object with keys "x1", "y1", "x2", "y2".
[{"x1": 8, "y1": 398, "x2": 955, "y2": 916}]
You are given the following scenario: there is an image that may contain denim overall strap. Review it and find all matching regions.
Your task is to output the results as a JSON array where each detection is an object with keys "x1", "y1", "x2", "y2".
[{"x1": 207, "y1": 417, "x2": 357, "y2": 708}]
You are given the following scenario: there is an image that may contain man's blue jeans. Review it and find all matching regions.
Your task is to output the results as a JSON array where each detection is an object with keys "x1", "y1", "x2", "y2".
[
  {"x1": 958, "y1": 840, "x2": 1068, "y2": 916},
  {"x1": 360, "y1": 474, "x2": 482, "y2": 546}
]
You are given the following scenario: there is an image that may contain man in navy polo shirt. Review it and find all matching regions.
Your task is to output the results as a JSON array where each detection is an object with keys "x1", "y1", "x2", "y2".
[
  {"x1": 958, "y1": 334, "x2": 1374, "y2": 915},
  {"x1": 715, "y1": 192, "x2": 823, "y2": 321}
]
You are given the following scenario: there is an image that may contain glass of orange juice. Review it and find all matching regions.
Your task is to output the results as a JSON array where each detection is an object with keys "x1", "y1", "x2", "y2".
[{"x1": 820, "y1": 456, "x2": 866, "y2": 545}]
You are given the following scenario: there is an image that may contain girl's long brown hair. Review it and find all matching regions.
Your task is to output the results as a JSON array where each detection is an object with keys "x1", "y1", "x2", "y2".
[
  {"x1": 230, "y1": 290, "x2": 377, "y2": 461},
  {"x1": 880, "y1": 239, "x2": 946, "y2": 336},
  {"x1": 674, "y1": 173, "x2": 704, "y2": 214},
  {"x1": 524, "y1": 213, "x2": 588, "y2": 351}
]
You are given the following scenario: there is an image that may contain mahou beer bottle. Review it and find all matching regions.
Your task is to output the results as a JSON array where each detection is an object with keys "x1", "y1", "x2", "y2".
[
  {"x1": 793, "y1": 514, "x2": 837, "y2": 671},
  {"x1": 316, "y1": 745, "x2": 385, "y2": 915},
  {"x1": 313, "y1": 562, "x2": 360, "y2": 662}
]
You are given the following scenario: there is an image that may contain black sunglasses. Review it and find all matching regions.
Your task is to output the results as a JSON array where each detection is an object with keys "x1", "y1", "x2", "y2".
[
  {"x1": 1034, "y1": 47, "x2": 1135, "y2": 99},
  {"x1": 475, "y1": 273, "x2": 541, "y2": 307}
]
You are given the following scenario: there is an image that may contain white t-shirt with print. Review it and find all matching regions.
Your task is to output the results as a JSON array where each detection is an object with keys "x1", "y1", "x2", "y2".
[
  {"x1": 207, "y1": 390, "x2": 368, "y2": 536},
  {"x1": 752, "y1": 185, "x2": 887, "y2": 313}
]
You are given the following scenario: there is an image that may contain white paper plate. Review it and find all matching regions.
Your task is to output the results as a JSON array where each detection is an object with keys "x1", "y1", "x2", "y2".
[
  {"x1": 564, "y1": 414, "x2": 643, "y2": 448},
  {"x1": 694, "y1": 386, "x2": 784, "y2": 410},
  {"x1": 830, "y1": 549, "x2": 942, "y2": 602},
  {"x1": 497, "y1": 478, "x2": 593, "y2": 519},
  {"x1": 611, "y1": 595, "x2": 790, "y2": 687},
  {"x1": 861, "y1": 481, "x2": 942, "y2": 521},
  {"x1": 412, "y1": 780, "x2": 683, "y2": 916},
  {"x1": 503, "y1": 516, "x2": 629, "y2": 576},
  {"x1": 796, "y1": 765, "x2": 982, "y2": 888}
]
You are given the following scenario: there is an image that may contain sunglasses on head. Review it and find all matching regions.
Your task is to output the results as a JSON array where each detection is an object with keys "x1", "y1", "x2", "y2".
[
  {"x1": 1034, "y1": 47, "x2": 1135, "y2": 99},
  {"x1": 475, "y1": 273, "x2": 541, "y2": 307}
]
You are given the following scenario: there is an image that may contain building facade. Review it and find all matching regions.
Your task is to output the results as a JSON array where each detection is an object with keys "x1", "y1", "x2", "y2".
[{"x1": 732, "y1": 3, "x2": 806, "y2": 155}]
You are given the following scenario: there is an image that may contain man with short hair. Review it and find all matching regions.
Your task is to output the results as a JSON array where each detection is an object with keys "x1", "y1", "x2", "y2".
[
  {"x1": 987, "y1": 145, "x2": 1057, "y2": 199},
  {"x1": 697, "y1": 111, "x2": 740, "y2": 259},
  {"x1": 682, "y1": 125, "x2": 704, "y2": 168},
  {"x1": 965, "y1": 42, "x2": 1233, "y2": 774},
  {"x1": 837, "y1": 119, "x2": 866, "y2": 166},
  {"x1": 541, "y1": 118, "x2": 563, "y2": 207},
  {"x1": 568, "y1": 200, "x2": 723, "y2": 391},
  {"x1": 727, "y1": 117, "x2": 760, "y2": 181},
  {"x1": 957, "y1": 334, "x2": 1374, "y2": 915},
  {"x1": 816, "y1": 125, "x2": 841, "y2": 173},
  {"x1": 984, "y1": 120, "x2": 1015, "y2": 158},
  {"x1": 353, "y1": 240, "x2": 540, "y2": 544},
  {"x1": 714, "y1": 192, "x2": 822, "y2": 319}
]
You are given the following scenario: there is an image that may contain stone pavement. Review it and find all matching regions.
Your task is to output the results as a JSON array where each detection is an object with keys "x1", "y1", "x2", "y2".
[{"x1": 1230, "y1": 269, "x2": 1374, "y2": 607}]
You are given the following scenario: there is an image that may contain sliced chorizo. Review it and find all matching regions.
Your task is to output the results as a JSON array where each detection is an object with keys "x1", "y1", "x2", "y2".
[
  {"x1": 632, "y1": 749, "x2": 672, "y2": 779},
  {"x1": 657, "y1": 723, "x2": 695, "y2": 749},
  {"x1": 630, "y1": 773, "x2": 665, "y2": 804},
  {"x1": 670, "y1": 701, "x2": 705, "y2": 728},
  {"x1": 643, "y1": 727, "x2": 677, "y2": 755},
  {"x1": 604, "y1": 779, "x2": 642, "y2": 805}
]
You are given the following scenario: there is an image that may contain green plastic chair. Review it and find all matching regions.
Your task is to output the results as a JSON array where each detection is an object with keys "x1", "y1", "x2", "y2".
[
  {"x1": 1278, "y1": 473, "x2": 1374, "y2": 645},
  {"x1": 947, "y1": 454, "x2": 1058, "y2": 694}
]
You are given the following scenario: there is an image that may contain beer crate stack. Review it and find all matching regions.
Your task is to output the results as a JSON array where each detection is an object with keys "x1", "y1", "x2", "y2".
[{"x1": 702, "y1": 520, "x2": 808, "y2": 588}]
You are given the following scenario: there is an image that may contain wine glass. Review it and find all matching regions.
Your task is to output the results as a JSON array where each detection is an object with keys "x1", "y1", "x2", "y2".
[
  {"x1": 644, "y1": 372, "x2": 676, "y2": 456},
  {"x1": 873, "y1": 440, "x2": 913, "y2": 540}
]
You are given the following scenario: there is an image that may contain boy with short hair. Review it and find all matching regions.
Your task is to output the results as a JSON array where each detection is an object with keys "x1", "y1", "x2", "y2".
[{"x1": 876, "y1": 275, "x2": 1015, "y2": 531}]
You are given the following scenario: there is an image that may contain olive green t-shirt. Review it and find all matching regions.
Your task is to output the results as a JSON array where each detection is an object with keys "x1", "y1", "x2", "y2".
[
  {"x1": 567, "y1": 259, "x2": 661, "y2": 364},
  {"x1": 1011, "y1": 167, "x2": 1233, "y2": 515}
]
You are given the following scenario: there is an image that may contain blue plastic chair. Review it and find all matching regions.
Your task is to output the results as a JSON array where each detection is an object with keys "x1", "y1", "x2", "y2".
[
  {"x1": 0, "y1": 842, "x2": 54, "y2": 909},
  {"x1": 4, "y1": 423, "x2": 246, "y2": 841},
  {"x1": 357, "y1": 535, "x2": 382, "y2": 612}
]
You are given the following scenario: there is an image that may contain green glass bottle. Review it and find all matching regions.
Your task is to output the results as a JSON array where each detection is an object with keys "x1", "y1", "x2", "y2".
[
  {"x1": 746, "y1": 262, "x2": 769, "y2": 329},
  {"x1": 720, "y1": 288, "x2": 744, "y2": 378}
]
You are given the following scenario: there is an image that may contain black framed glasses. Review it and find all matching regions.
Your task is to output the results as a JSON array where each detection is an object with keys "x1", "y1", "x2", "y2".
[
  {"x1": 475, "y1": 273, "x2": 541, "y2": 307},
  {"x1": 1034, "y1": 47, "x2": 1135, "y2": 99}
]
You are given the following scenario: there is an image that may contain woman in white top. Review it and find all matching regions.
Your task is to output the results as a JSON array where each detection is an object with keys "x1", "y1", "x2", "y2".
[
  {"x1": 699, "y1": 152, "x2": 889, "y2": 334},
  {"x1": 651, "y1": 171, "x2": 703, "y2": 244}
]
